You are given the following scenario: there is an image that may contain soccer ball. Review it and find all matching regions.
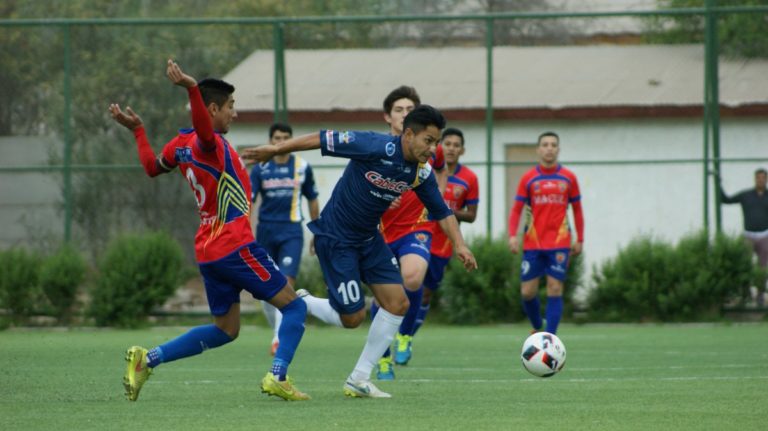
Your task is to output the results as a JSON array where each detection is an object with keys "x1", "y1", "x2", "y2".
[{"x1": 521, "y1": 332, "x2": 566, "y2": 378}]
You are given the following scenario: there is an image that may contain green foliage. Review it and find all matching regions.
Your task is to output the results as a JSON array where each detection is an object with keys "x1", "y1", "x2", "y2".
[
  {"x1": 295, "y1": 254, "x2": 328, "y2": 297},
  {"x1": 0, "y1": 248, "x2": 42, "y2": 322},
  {"x1": 588, "y1": 230, "x2": 754, "y2": 321},
  {"x1": 89, "y1": 232, "x2": 185, "y2": 327},
  {"x1": 39, "y1": 245, "x2": 88, "y2": 323},
  {"x1": 647, "y1": 0, "x2": 768, "y2": 58},
  {"x1": 439, "y1": 236, "x2": 583, "y2": 324}
]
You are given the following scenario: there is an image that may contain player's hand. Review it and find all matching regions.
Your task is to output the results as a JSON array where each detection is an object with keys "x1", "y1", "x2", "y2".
[
  {"x1": 309, "y1": 236, "x2": 316, "y2": 256},
  {"x1": 571, "y1": 241, "x2": 583, "y2": 256},
  {"x1": 109, "y1": 104, "x2": 143, "y2": 131},
  {"x1": 508, "y1": 236, "x2": 520, "y2": 254},
  {"x1": 166, "y1": 59, "x2": 197, "y2": 88},
  {"x1": 389, "y1": 196, "x2": 402, "y2": 210},
  {"x1": 241, "y1": 145, "x2": 278, "y2": 163},
  {"x1": 455, "y1": 244, "x2": 478, "y2": 271}
]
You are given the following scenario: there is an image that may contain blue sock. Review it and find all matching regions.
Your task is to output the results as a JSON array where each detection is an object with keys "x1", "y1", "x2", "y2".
[
  {"x1": 545, "y1": 296, "x2": 563, "y2": 335},
  {"x1": 522, "y1": 296, "x2": 543, "y2": 331},
  {"x1": 399, "y1": 287, "x2": 423, "y2": 336},
  {"x1": 273, "y1": 297, "x2": 307, "y2": 380},
  {"x1": 413, "y1": 303, "x2": 430, "y2": 335},
  {"x1": 151, "y1": 324, "x2": 232, "y2": 367}
]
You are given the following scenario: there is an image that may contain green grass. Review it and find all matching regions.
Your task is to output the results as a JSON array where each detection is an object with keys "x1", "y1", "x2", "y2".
[{"x1": 1, "y1": 323, "x2": 766, "y2": 430}]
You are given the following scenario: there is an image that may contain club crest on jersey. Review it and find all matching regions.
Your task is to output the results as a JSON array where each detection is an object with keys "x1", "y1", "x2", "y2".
[
  {"x1": 453, "y1": 185, "x2": 465, "y2": 199},
  {"x1": 417, "y1": 163, "x2": 432, "y2": 181},
  {"x1": 385, "y1": 142, "x2": 396, "y2": 157},
  {"x1": 339, "y1": 131, "x2": 356, "y2": 144},
  {"x1": 365, "y1": 171, "x2": 410, "y2": 193},
  {"x1": 175, "y1": 147, "x2": 193, "y2": 163},
  {"x1": 533, "y1": 182, "x2": 541, "y2": 193},
  {"x1": 558, "y1": 181, "x2": 567, "y2": 192}
]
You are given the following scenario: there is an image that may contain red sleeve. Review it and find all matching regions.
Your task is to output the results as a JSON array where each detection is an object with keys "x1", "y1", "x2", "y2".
[
  {"x1": 133, "y1": 127, "x2": 169, "y2": 177},
  {"x1": 188, "y1": 86, "x2": 216, "y2": 151},
  {"x1": 508, "y1": 199, "x2": 525, "y2": 237},
  {"x1": 467, "y1": 172, "x2": 480, "y2": 203},
  {"x1": 430, "y1": 143, "x2": 445, "y2": 170},
  {"x1": 571, "y1": 200, "x2": 584, "y2": 242}
]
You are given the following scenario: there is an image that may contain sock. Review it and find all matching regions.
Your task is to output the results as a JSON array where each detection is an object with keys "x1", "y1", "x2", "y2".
[
  {"x1": 272, "y1": 297, "x2": 306, "y2": 377},
  {"x1": 522, "y1": 296, "x2": 543, "y2": 331},
  {"x1": 413, "y1": 303, "x2": 430, "y2": 335},
  {"x1": 151, "y1": 324, "x2": 232, "y2": 366},
  {"x1": 399, "y1": 287, "x2": 423, "y2": 336},
  {"x1": 262, "y1": 301, "x2": 277, "y2": 329},
  {"x1": 271, "y1": 359, "x2": 289, "y2": 381},
  {"x1": 369, "y1": 301, "x2": 391, "y2": 358},
  {"x1": 146, "y1": 347, "x2": 163, "y2": 368},
  {"x1": 272, "y1": 307, "x2": 283, "y2": 343},
  {"x1": 350, "y1": 307, "x2": 403, "y2": 382},
  {"x1": 545, "y1": 296, "x2": 563, "y2": 335},
  {"x1": 302, "y1": 293, "x2": 343, "y2": 327}
]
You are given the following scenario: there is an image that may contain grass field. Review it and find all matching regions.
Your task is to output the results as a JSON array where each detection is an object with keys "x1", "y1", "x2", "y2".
[{"x1": 1, "y1": 323, "x2": 766, "y2": 430}]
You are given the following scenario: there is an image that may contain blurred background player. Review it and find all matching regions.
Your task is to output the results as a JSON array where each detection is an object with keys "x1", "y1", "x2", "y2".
[
  {"x1": 412, "y1": 128, "x2": 479, "y2": 352},
  {"x1": 243, "y1": 105, "x2": 478, "y2": 398},
  {"x1": 719, "y1": 168, "x2": 768, "y2": 307},
  {"x1": 250, "y1": 122, "x2": 319, "y2": 355},
  {"x1": 110, "y1": 60, "x2": 309, "y2": 402},
  {"x1": 507, "y1": 131, "x2": 584, "y2": 335},
  {"x1": 373, "y1": 85, "x2": 444, "y2": 380}
]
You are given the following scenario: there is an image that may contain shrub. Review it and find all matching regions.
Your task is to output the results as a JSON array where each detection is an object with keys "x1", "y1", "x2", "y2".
[
  {"x1": 588, "y1": 231, "x2": 754, "y2": 322},
  {"x1": 39, "y1": 245, "x2": 88, "y2": 324},
  {"x1": 439, "y1": 236, "x2": 583, "y2": 325},
  {"x1": 295, "y1": 254, "x2": 327, "y2": 297},
  {"x1": 0, "y1": 248, "x2": 42, "y2": 323},
  {"x1": 89, "y1": 232, "x2": 185, "y2": 327}
]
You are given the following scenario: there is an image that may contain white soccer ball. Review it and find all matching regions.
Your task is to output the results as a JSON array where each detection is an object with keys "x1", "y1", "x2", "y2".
[{"x1": 521, "y1": 332, "x2": 566, "y2": 378}]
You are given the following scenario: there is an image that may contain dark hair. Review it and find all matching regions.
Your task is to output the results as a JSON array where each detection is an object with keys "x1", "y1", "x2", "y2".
[
  {"x1": 402, "y1": 105, "x2": 446, "y2": 134},
  {"x1": 383, "y1": 85, "x2": 420, "y2": 114},
  {"x1": 269, "y1": 122, "x2": 293, "y2": 138},
  {"x1": 197, "y1": 78, "x2": 235, "y2": 108},
  {"x1": 441, "y1": 127, "x2": 465, "y2": 146},
  {"x1": 538, "y1": 131, "x2": 560, "y2": 145},
  {"x1": 756, "y1": 168, "x2": 767, "y2": 176}
]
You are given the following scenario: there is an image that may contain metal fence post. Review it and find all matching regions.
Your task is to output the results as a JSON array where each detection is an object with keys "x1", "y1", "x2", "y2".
[
  {"x1": 63, "y1": 24, "x2": 73, "y2": 243},
  {"x1": 485, "y1": 18, "x2": 494, "y2": 238}
]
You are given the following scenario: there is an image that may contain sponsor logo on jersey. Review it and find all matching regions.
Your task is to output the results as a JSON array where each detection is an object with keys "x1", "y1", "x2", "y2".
[
  {"x1": 262, "y1": 178, "x2": 299, "y2": 189},
  {"x1": 365, "y1": 171, "x2": 411, "y2": 193},
  {"x1": 533, "y1": 194, "x2": 567, "y2": 205},
  {"x1": 385, "y1": 141, "x2": 396, "y2": 156},
  {"x1": 175, "y1": 147, "x2": 193, "y2": 163},
  {"x1": 339, "y1": 131, "x2": 356, "y2": 144},
  {"x1": 417, "y1": 163, "x2": 432, "y2": 181},
  {"x1": 325, "y1": 130, "x2": 335, "y2": 152}
]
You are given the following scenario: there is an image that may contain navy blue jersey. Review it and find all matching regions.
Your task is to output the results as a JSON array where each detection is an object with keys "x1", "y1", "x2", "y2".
[
  {"x1": 308, "y1": 130, "x2": 452, "y2": 243},
  {"x1": 250, "y1": 154, "x2": 319, "y2": 223}
]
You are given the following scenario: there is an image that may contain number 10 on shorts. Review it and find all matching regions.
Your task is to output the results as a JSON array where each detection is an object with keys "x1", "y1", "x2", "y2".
[{"x1": 337, "y1": 280, "x2": 361, "y2": 305}]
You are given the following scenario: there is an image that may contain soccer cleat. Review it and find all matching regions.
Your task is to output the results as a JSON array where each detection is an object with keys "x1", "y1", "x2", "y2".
[
  {"x1": 295, "y1": 288, "x2": 310, "y2": 298},
  {"x1": 270, "y1": 340, "x2": 279, "y2": 356},
  {"x1": 343, "y1": 378, "x2": 392, "y2": 398},
  {"x1": 394, "y1": 333, "x2": 413, "y2": 365},
  {"x1": 123, "y1": 346, "x2": 152, "y2": 401},
  {"x1": 376, "y1": 356, "x2": 395, "y2": 380},
  {"x1": 261, "y1": 372, "x2": 310, "y2": 401}
]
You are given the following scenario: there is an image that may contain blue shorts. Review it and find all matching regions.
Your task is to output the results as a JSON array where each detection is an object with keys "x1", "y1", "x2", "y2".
[
  {"x1": 520, "y1": 249, "x2": 570, "y2": 282},
  {"x1": 314, "y1": 233, "x2": 402, "y2": 315},
  {"x1": 257, "y1": 222, "x2": 304, "y2": 278},
  {"x1": 423, "y1": 254, "x2": 451, "y2": 291},
  {"x1": 387, "y1": 231, "x2": 432, "y2": 262},
  {"x1": 198, "y1": 242, "x2": 287, "y2": 316}
]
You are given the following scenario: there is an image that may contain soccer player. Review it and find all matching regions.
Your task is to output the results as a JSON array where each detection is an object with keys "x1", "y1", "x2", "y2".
[
  {"x1": 250, "y1": 122, "x2": 320, "y2": 356},
  {"x1": 507, "y1": 131, "x2": 583, "y2": 336},
  {"x1": 412, "y1": 128, "x2": 479, "y2": 344},
  {"x1": 109, "y1": 60, "x2": 309, "y2": 402},
  {"x1": 242, "y1": 105, "x2": 478, "y2": 398}
]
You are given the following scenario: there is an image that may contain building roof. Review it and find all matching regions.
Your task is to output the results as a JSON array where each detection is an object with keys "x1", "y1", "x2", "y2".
[{"x1": 224, "y1": 44, "x2": 768, "y2": 121}]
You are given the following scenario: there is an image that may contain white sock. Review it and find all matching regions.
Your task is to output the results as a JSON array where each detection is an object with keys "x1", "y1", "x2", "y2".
[
  {"x1": 262, "y1": 301, "x2": 277, "y2": 329},
  {"x1": 272, "y1": 309, "x2": 282, "y2": 343},
  {"x1": 350, "y1": 307, "x2": 403, "y2": 382},
  {"x1": 302, "y1": 294, "x2": 344, "y2": 327}
]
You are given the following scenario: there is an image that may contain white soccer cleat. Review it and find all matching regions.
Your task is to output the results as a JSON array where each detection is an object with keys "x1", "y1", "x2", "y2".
[
  {"x1": 343, "y1": 378, "x2": 392, "y2": 398},
  {"x1": 295, "y1": 289, "x2": 310, "y2": 298}
]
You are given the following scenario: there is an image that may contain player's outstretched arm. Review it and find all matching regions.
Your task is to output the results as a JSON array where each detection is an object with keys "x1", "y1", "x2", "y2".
[
  {"x1": 166, "y1": 59, "x2": 197, "y2": 88},
  {"x1": 241, "y1": 133, "x2": 321, "y2": 163},
  {"x1": 437, "y1": 215, "x2": 478, "y2": 271},
  {"x1": 165, "y1": 59, "x2": 217, "y2": 150},
  {"x1": 109, "y1": 103, "x2": 169, "y2": 177}
]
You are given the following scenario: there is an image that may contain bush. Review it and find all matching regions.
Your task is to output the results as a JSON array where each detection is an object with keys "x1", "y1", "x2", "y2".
[
  {"x1": 0, "y1": 248, "x2": 42, "y2": 323},
  {"x1": 295, "y1": 254, "x2": 327, "y2": 297},
  {"x1": 439, "y1": 236, "x2": 583, "y2": 324},
  {"x1": 89, "y1": 232, "x2": 185, "y2": 327},
  {"x1": 588, "y1": 231, "x2": 754, "y2": 321},
  {"x1": 39, "y1": 245, "x2": 88, "y2": 324}
]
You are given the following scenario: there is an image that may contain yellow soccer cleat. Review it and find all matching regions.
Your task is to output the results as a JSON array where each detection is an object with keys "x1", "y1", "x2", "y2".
[
  {"x1": 394, "y1": 333, "x2": 413, "y2": 365},
  {"x1": 261, "y1": 372, "x2": 311, "y2": 401},
  {"x1": 123, "y1": 346, "x2": 152, "y2": 401},
  {"x1": 376, "y1": 356, "x2": 395, "y2": 380}
]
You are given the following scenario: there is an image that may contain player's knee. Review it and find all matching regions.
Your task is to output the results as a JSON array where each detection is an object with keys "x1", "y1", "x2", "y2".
[
  {"x1": 402, "y1": 272, "x2": 423, "y2": 291},
  {"x1": 382, "y1": 295, "x2": 409, "y2": 316},
  {"x1": 340, "y1": 309, "x2": 366, "y2": 328}
]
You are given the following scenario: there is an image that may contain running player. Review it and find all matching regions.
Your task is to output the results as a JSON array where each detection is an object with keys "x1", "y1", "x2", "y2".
[
  {"x1": 250, "y1": 122, "x2": 319, "y2": 356},
  {"x1": 109, "y1": 60, "x2": 309, "y2": 402},
  {"x1": 242, "y1": 105, "x2": 478, "y2": 398},
  {"x1": 412, "y1": 128, "x2": 479, "y2": 350},
  {"x1": 507, "y1": 131, "x2": 584, "y2": 335}
]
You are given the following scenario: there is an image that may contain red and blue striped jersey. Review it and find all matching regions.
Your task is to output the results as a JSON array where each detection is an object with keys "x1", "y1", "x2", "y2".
[{"x1": 430, "y1": 164, "x2": 479, "y2": 258}]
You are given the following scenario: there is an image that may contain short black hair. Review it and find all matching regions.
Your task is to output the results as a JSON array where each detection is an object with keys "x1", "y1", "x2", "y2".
[
  {"x1": 538, "y1": 131, "x2": 559, "y2": 145},
  {"x1": 756, "y1": 168, "x2": 767, "y2": 176},
  {"x1": 197, "y1": 78, "x2": 235, "y2": 108},
  {"x1": 441, "y1": 127, "x2": 465, "y2": 146},
  {"x1": 383, "y1": 85, "x2": 420, "y2": 114},
  {"x1": 402, "y1": 105, "x2": 446, "y2": 134},
  {"x1": 269, "y1": 122, "x2": 293, "y2": 138}
]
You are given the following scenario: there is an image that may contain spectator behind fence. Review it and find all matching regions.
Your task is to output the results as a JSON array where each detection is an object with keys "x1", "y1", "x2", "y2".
[{"x1": 719, "y1": 168, "x2": 768, "y2": 307}]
